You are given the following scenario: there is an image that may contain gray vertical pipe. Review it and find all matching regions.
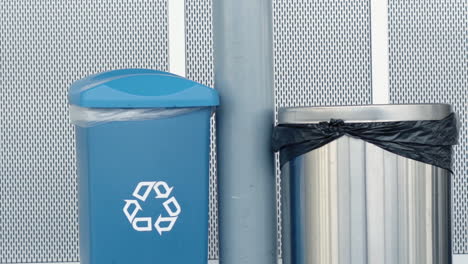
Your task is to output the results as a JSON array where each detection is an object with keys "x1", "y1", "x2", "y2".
[{"x1": 213, "y1": 0, "x2": 277, "y2": 263}]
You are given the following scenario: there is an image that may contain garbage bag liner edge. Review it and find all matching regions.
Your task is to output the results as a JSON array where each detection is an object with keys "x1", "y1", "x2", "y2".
[{"x1": 272, "y1": 113, "x2": 459, "y2": 172}]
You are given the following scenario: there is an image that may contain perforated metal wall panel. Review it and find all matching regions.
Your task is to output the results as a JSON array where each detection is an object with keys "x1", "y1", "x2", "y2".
[
  {"x1": 2, "y1": 0, "x2": 466, "y2": 262},
  {"x1": 0, "y1": 1, "x2": 168, "y2": 262},
  {"x1": 388, "y1": 0, "x2": 467, "y2": 254},
  {"x1": 272, "y1": 0, "x2": 373, "y2": 256},
  {"x1": 185, "y1": 0, "x2": 218, "y2": 260},
  {"x1": 273, "y1": 0, "x2": 372, "y2": 108}
]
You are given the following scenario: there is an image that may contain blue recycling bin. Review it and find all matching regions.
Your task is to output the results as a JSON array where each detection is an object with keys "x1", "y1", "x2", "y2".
[{"x1": 69, "y1": 69, "x2": 219, "y2": 264}]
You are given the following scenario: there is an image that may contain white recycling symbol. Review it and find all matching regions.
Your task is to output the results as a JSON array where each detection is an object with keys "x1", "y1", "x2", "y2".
[{"x1": 123, "y1": 181, "x2": 181, "y2": 235}]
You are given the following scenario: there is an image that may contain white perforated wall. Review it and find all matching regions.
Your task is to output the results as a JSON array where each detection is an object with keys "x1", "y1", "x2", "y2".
[
  {"x1": 1, "y1": 0, "x2": 466, "y2": 262},
  {"x1": 388, "y1": 0, "x2": 467, "y2": 254},
  {"x1": 0, "y1": 1, "x2": 168, "y2": 262}
]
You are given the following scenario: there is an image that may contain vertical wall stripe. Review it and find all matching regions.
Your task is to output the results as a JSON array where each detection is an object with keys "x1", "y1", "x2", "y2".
[
  {"x1": 168, "y1": 0, "x2": 186, "y2": 77},
  {"x1": 370, "y1": 0, "x2": 390, "y2": 104}
]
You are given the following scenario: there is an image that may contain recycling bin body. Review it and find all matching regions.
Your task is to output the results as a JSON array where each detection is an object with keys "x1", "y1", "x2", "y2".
[
  {"x1": 70, "y1": 69, "x2": 218, "y2": 264},
  {"x1": 277, "y1": 105, "x2": 454, "y2": 264}
]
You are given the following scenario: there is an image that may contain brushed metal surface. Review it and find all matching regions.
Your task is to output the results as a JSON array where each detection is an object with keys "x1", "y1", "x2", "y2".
[
  {"x1": 282, "y1": 136, "x2": 452, "y2": 264},
  {"x1": 278, "y1": 104, "x2": 452, "y2": 124}
]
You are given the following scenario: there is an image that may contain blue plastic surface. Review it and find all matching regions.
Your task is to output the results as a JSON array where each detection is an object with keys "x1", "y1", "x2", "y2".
[
  {"x1": 76, "y1": 109, "x2": 211, "y2": 264},
  {"x1": 71, "y1": 69, "x2": 217, "y2": 264},
  {"x1": 69, "y1": 69, "x2": 219, "y2": 108}
]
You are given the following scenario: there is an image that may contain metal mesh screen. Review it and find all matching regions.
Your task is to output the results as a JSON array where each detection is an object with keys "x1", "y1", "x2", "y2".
[
  {"x1": 0, "y1": 0, "x2": 168, "y2": 262},
  {"x1": 388, "y1": 0, "x2": 467, "y2": 254},
  {"x1": 273, "y1": 0, "x2": 372, "y2": 256},
  {"x1": 185, "y1": 0, "x2": 218, "y2": 260},
  {"x1": 2, "y1": 0, "x2": 465, "y2": 262}
]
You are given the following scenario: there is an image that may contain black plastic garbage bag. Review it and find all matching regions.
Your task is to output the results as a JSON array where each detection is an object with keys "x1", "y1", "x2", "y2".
[{"x1": 272, "y1": 113, "x2": 459, "y2": 172}]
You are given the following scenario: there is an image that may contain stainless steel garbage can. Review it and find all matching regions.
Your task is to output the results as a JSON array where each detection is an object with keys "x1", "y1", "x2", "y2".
[{"x1": 278, "y1": 104, "x2": 455, "y2": 264}]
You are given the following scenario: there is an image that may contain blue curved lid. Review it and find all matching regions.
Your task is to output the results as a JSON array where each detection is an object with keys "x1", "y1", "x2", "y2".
[{"x1": 68, "y1": 69, "x2": 219, "y2": 108}]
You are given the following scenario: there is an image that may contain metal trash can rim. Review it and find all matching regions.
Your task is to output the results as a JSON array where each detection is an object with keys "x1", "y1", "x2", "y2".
[{"x1": 278, "y1": 104, "x2": 452, "y2": 124}]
